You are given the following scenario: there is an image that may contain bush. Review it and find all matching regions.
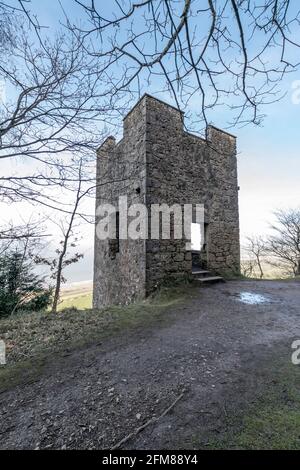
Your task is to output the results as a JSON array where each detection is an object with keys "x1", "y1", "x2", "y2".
[{"x1": 0, "y1": 250, "x2": 52, "y2": 317}]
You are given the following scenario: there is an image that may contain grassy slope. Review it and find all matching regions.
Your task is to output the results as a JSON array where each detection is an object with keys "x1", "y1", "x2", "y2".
[{"x1": 0, "y1": 285, "x2": 195, "y2": 392}]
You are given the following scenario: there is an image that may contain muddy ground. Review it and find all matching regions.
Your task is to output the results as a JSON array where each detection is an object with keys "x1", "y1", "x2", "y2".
[{"x1": 0, "y1": 280, "x2": 299, "y2": 450}]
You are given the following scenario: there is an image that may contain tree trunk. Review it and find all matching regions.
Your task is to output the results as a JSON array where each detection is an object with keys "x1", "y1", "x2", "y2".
[
  {"x1": 51, "y1": 252, "x2": 64, "y2": 313},
  {"x1": 51, "y1": 162, "x2": 83, "y2": 313},
  {"x1": 256, "y1": 254, "x2": 264, "y2": 279}
]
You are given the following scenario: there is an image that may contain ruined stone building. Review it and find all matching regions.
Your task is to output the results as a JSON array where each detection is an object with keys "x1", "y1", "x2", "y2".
[{"x1": 93, "y1": 94, "x2": 240, "y2": 308}]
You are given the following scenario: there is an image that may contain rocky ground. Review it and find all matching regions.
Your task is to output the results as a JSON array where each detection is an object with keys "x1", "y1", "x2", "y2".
[{"x1": 0, "y1": 279, "x2": 299, "y2": 449}]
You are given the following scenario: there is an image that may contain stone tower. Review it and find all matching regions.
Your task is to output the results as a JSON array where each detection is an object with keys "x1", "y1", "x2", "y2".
[{"x1": 93, "y1": 94, "x2": 240, "y2": 308}]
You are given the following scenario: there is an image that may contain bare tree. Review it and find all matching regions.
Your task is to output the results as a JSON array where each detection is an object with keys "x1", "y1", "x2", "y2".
[
  {"x1": 2, "y1": 2, "x2": 300, "y2": 285},
  {"x1": 35, "y1": 159, "x2": 89, "y2": 312},
  {"x1": 245, "y1": 235, "x2": 266, "y2": 279},
  {"x1": 66, "y1": 0, "x2": 300, "y2": 130},
  {"x1": 0, "y1": 218, "x2": 48, "y2": 254},
  {"x1": 50, "y1": 229, "x2": 84, "y2": 314},
  {"x1": 267, "y1": 208, "x2": 300, "y2": 277},
  {"x1": 2, "y1": 0, "x2": 299, "y2": 211},
  {"x1": 0, "y1": 2, "x2": 129, "y2": 213},
  {"x1": 0, "y1": 219, "x2": 46, "y2": 241},
  {"x1": 241, "y1": 258, "x2": 255, "y2": 277}
]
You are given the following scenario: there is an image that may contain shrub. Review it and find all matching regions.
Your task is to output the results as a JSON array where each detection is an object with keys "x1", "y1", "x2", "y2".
[{"x1": 0, "y1": 250, "x2": 52, "y2": 317}]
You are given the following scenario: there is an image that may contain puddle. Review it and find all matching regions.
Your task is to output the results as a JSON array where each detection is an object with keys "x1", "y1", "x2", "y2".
[{"x1": 237, "y1": 292, "x2": 271, "y2": 305}]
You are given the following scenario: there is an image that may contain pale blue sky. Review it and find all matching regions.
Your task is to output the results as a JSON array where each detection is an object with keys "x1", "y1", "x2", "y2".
[{"x1": 1, "y1": 1, "x2": 300, "y2": 282}]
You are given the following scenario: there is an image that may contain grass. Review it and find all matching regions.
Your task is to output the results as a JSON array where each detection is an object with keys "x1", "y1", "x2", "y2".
[
  {"x1": 201, "y1": 363, "x2": 300, "y2": 450},
  {"x1": 58, "y1": 292, "x2": 92, "y2": 310},
  {"x1": 0, "y1": 283, "x2": 196, "y2": 392}
]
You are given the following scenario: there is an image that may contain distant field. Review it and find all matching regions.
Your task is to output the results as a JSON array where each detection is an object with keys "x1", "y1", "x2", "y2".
[
  {"x1": 59, "y1": 281, "x2": 93, "y2": 310},
  {"x1": 241, "y1": 260, "x2": 288, "y2": 279},
  {"x1": 58, "y1": 293, "x2": 92, "y2": 310}
]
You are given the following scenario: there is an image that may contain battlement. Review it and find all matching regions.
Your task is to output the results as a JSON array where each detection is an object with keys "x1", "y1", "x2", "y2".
[{"x1": 97, "y1": 94, "x2": 236, "y2": 155}]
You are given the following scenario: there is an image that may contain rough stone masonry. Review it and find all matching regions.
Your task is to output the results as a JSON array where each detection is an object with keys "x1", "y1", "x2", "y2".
[{"x1": 93, "y1": 94, "x2": 240, "y2": 307}]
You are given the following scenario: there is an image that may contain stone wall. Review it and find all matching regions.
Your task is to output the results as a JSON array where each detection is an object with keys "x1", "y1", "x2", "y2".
[
  {"x1": 93, "y1": 99, "x2": 147, "y2": 307},
  {"x1": 144, "y1": 95, "x2": 240, "y2": 292},
  {"x1": 205, "y1": 126, "x2": 240, "y2": 274},
  {"x1": 93, "y1": 94, "x2": 240, "y2": 307}
]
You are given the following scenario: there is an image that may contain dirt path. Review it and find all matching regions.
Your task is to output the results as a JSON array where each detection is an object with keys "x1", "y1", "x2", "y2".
[{"x1": 0, "y1": 280, "x2": 299, "y2": 450}]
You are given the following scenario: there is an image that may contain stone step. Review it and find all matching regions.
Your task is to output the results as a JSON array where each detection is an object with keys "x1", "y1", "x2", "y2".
[
  {"x1": 196, "y1": 276, "x2": 224, "y2": 283},
  {"x1": 192, "y1": 270, "x2": 210, "y2": 275}
]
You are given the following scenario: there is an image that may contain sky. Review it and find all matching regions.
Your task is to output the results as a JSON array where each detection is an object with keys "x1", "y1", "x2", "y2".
[{"x1": 1, "y1": 1, "x2": 300, "y2": 283}]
